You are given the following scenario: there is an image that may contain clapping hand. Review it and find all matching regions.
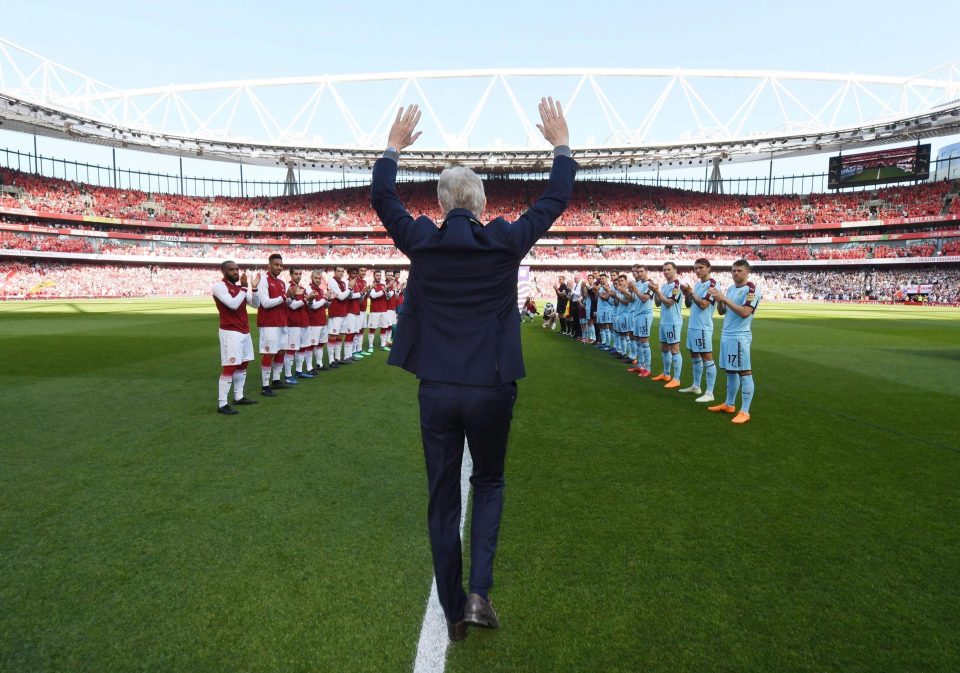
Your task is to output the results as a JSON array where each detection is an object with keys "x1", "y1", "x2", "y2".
[
  {"x1": 387, "y1": 105, "x2": 422, "y2": 150},
  {"x1": 536, "y1": 97, "x2": 569, "y2": 148},
  {"x1": 251, "y1": 272, "x2": 261, "y2": 289},
  {"x1": 706, "y1": 287, "x2": 723, "y2": 301},
  {"x1": 239, "y1": 271, "x2": 248, "y2": 287}
]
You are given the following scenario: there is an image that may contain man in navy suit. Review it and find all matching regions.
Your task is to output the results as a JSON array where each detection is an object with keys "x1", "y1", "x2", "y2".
[{"x1": 371, "y1": 99, "x2": 576, "y2": 642}]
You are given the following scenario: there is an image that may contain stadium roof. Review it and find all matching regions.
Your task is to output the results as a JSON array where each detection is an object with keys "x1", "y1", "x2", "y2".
[{"x1": 1, "y1": 38, "x2": 959, "y2": 174}]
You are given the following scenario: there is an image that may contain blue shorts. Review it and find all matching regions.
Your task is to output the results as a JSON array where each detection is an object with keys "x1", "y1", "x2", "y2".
[
  {"x1": 598, "y1": 308, "x2": 610, "y2": 324},
  {"x1": 686, "y1": 328, "x2": 713, "y2": 353},
  {"x1": 581, "y1": 298, "x2": 592, "y2": 322},
  {"x1": 720, "y1": 335, "x2": 752, "y2": 371},
  {"x1": 614, "y1": 315, "x2": 629, "y2": 333},
  {"x1": 632, "y1": 313, "x2": 653, "y2": 338},
  {"x1": 658, "y1": 323, "x2": 681, "y2": 345}
]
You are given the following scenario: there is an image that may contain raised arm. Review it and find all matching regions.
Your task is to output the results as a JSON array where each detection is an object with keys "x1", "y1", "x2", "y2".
[
  {"x1": 506, "y1": 98, "x2": 578, "y2": 256},
  {"x1": 371, "y1": 105, "x2": 423, "y2": 253}
]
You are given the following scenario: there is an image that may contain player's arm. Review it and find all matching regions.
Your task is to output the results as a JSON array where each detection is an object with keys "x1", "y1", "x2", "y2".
[
  {"x1": 683, "y1": 284, "x2": 711, "y2": 310},
  {"x1": 212, "y1": 281, "x2": 248, "y2": 310},
  {"x1": 654, "y1": 284, "x2": 678, "y2": 307},
  {"x1": 309, "y1": 296, "x2": 328, "y2": 309},
  {"x1": 710, "y1": 287, "x2": 756, "y2": 318},
  {"x1": 328, "y1": 283, "x2": 351, "y2": 301},
  {"x1": 368, "y1": 287, "x2": 384, "y2": 299},
  {"x1": 256, "y1": 276, "x2": 285, "y2": 308}
]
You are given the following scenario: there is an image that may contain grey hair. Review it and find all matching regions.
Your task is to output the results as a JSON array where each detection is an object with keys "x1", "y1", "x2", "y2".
[{"x1": 437, "y1": 166, "x2": 486, "y2": 217}]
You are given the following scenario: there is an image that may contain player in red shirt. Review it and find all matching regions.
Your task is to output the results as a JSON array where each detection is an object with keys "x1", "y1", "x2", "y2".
[
  {"x1": 256, "y1": 253, "x2": 296, "y2": 395},
  {"x1": 212, "y1": 260, "x2": 260, "y2": 414},
  {"x1": 326, "y1": 265, "x2": 352, "y2": 367},
  {"x1": 366, "y1": 269, "x2": 391, "y2": 352},
  {"x1": 357, "y1": 265, "x2": 370, "y2": 354},
  {"x1": 285, "y1": 268, "x2": 314, "y2": 381},
  {"x1": 306, "y1": 270, "x2": 330, "y2": 373},
  {"x1": 347, "y1": 267, "x2": 367, "y2": 360}
]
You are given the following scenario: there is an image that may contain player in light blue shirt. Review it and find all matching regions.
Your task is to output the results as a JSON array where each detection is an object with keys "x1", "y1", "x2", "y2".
[
  {"x1": 626, "y1": 264, "x2": 655, "y2": 377},
  {"x1": 649, "y1": 261, "x2": 684, "y2": 388},
  {"x1": 596, "y1": 274, "x2": 614, "y2": 350},
  {"x1": 611, "y1": 275, "x2": 632, "y2": 359},
  {"x1": 678, "y1": 258, "x2": 719, "y2": 402},
  {"x1": 707, "y1": 258, "x2": 761, "y2": 424}
]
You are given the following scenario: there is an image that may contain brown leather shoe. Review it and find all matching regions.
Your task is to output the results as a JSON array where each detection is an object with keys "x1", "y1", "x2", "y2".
[
  {"x1": 464, "y1": 593, "x2": 500, "y2": 629},
  {"x1": 447, "y1": 620, "x2": 467, "y2": 642}
]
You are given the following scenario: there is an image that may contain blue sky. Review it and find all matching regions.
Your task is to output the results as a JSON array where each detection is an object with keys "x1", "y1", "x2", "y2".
[{"x1": 2, "y1": 0, "x2": 958, "y2": 186}]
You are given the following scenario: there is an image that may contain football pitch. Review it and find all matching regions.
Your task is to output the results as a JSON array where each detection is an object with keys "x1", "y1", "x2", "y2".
[{"x1": 1, "y1": 299, "x2": 958, "y2": 673}]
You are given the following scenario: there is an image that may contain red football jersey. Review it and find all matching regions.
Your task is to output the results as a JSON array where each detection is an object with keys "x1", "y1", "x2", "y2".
[
  {"x1": 256, "y1": 272, "x2": 287, "y2": 327},
  {"x1": 369, "y1": 282, "x2": 388, "y2": 312},
  {"x1": 287, "y1": 281, "x2": 309, "y2": 328},
  {"x1": 213, "y1": 280, "x2": 250, "y2": 333},
  {"x1": 328, "y1": 277, "x2": 349, "y2": 318},
  {"x1": 348, "y1": 278, "x2": 365, "y2": 315},
  {"x1": 307, "y1": 283, "x2": 328, "y2": 326}
]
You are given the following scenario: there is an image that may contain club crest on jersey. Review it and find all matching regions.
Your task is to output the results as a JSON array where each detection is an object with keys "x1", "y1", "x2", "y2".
[{"x1": 229, "y1": 357, "x2": 236, "y2": 363}]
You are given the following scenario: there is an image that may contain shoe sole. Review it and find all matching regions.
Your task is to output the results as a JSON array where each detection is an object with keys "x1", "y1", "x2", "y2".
[{"x1": 464, "y1": 614, "x2": 500, "y2": 629}]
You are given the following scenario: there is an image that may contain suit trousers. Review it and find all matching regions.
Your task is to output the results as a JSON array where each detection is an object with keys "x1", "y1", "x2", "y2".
[{"x1": 417, "y1": 379, "x2": 518, "y2": 623}]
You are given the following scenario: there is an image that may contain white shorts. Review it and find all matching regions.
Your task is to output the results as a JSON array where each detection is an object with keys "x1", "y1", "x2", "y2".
[
  {"x1": 258, "y1": 326, "x2": 287, "y2": 354},
  {"x1": 386, "y1": 309, "x2": 397, "y2": 326},
  {"x1": 286, "y1": 325, "x2": 302, "y2": 351},
  {"x1": 368, "y1": 312, "x2": 391, "y2": 330},
  {"x1": 219, "y1": 329, "x2": 254, "y2": 366},
  {"x1": 328, "y1": 316, "x2": 344, "y2": 336},
  {"x1": 344, "y1": 313, "x2": 360, "y2": 334},
  {"x1": 358, "y1": 312, "x2": 368, "y2": 329},
  {"x1": 308, "y1": 325, "x2": 329, "y2": 345},
  {"x1": 299, "y1": 326, "x2": 312, "y2": 348}
]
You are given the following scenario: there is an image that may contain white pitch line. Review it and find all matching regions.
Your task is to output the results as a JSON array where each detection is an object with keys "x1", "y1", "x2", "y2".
[{"x1": 413, "y1": 440, "x2": 473, "y2": 673}]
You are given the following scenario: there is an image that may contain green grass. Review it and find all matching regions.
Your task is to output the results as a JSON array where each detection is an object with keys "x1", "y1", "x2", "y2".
[
  {"x1": 2, "y1": 300, "x2": 959, "y2": 672},
  {"x1": 841, "y1": 164, "x2": 913, "y2": 184}
]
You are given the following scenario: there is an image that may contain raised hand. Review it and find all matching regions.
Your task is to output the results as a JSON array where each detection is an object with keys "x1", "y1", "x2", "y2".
[
  {"x1": 387, "y1": 105, "x2": 423, "y2": 151},
  {"x1": 251, "y1": 272, "x2": 261, "y2": 288},
  {"x1": 536, "y1": 97, "x2": 569, "y2": 148},
  {"x1": 239, "y1": 271, "x2": 248, "y2": 287}
]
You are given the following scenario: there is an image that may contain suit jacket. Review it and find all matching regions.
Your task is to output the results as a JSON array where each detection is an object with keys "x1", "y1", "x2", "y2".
[{"x1": 371, "y1": 153, "x2": 578, "y2": 386}]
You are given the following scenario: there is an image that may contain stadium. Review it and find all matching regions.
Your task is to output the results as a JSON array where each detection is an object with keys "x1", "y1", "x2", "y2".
[{"x1": 2, "y1": 10, "x2": 959, "y2": 673}]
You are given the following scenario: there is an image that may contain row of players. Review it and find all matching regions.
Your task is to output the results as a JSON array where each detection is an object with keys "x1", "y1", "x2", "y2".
[
  {"x1": 211, "y1": 254, "x2": 404, "y2": 414},
  {"x1": 542, "y1": 259, "x2": 760, "y2": 424}
]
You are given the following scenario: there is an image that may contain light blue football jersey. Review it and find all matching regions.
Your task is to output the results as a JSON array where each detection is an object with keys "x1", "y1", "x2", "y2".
[
  {"x1": 721, "y1": 282, "x2": 761, "y2": 335},
  {"x1": 688, "y1": 278, "x2": 717, "y2": 331},
  {"x1": 635, "y1": 279, "x2": 654, "y2": 315},
  {"x1": 659, "y1": 280, "x2": 683, "y2": 326}
]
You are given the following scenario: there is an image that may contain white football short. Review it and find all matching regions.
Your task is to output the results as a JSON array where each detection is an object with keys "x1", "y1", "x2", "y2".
[
  {"x1": 286, "y1": 325, "x2": 302, "y2": 351},
  {"x1": 328, "y1": 316, "x2": 344, "y2": 336},
  {"x1": 357, "y1": 312, "x2": 368, "y2": 329},
  {"x1": 308, "y1": 325, "x2": 328, "y2": 345},
  {"x1": 386, "y1": 309, "x2": 397, "y2": 326},
  {"x1": 219, "y1": 329, "x2": 254, "y2": 366},
  {"x1": 368, "y1": 312, "x2": 391, "y2": 330},
  {"x1": 343, "y1": 313, "x2": 359, "y2": 334},
  {"x1": 258, "y1": 326, "x2": 287, "y2": 354}
]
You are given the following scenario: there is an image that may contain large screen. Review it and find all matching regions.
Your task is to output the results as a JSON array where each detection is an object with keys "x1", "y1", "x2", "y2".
[{"x1": 828, "y1": 144, "x2": 931, "y2": 189}]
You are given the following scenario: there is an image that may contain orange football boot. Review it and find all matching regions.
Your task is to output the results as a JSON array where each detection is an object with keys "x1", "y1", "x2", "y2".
[
  {"x1": 663, "y1": 379, "x2": 681, "y2": 389},
  {"x1": 708, "y1": 403, "x2": 736, "y2": 413},
  {"x1": 651, "y1": 373, "x2": 670, "y2": 382},
  {"x1": 731, "y1": 411, "x2": 751, "y2": 424}
]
